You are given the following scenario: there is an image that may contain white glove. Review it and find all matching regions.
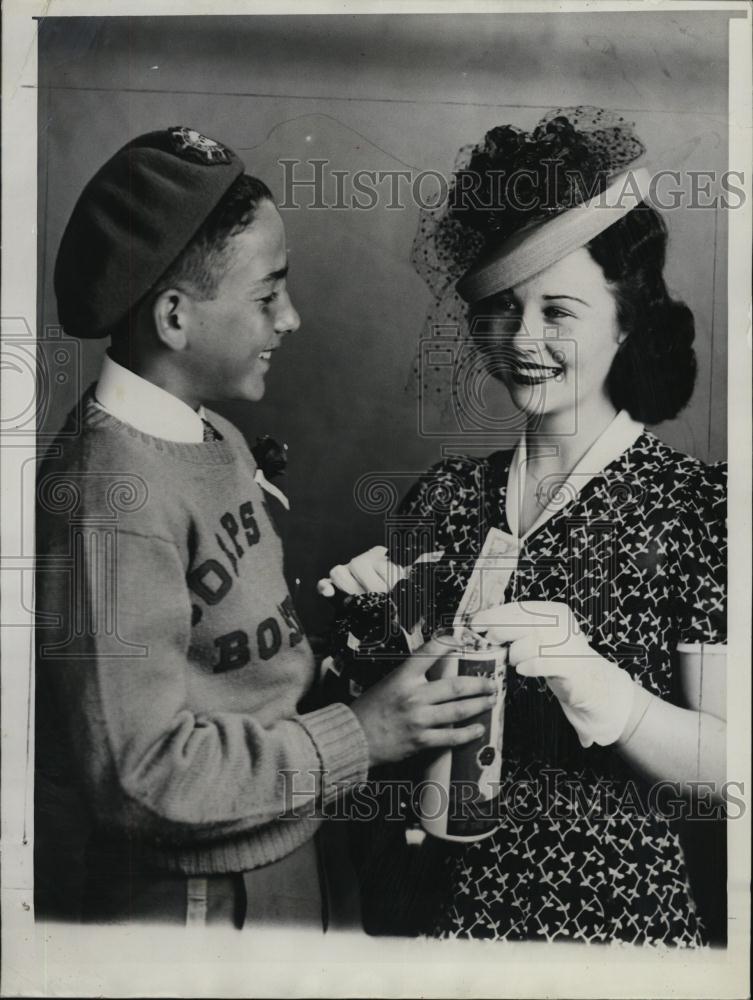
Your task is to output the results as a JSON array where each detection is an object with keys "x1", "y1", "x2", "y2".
[
  {"x1": 319, "y1": 546, "x2": 443, "y2": 598},
  {"x1": 471, "y1": 600, "x2": 638, "y2": 747},
  {"x1": 320, "y1": 546, "x2": 407, "y2": 597}
]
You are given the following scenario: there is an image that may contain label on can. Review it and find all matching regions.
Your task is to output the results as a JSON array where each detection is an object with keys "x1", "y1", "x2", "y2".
[
  {"x1": 445, "y1": 653, "x2": 507, "y2": 839},
  {"x1": 420, "y1": 647, "x2": 507, "y2": 842}
]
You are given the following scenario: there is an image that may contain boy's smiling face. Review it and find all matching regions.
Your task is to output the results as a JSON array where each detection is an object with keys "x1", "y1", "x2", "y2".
[{"x1": 182, "y1": 199, "x2": 301, "y2": 405}]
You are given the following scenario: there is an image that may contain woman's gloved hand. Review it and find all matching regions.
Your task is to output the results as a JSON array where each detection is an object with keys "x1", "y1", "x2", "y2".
[
  {"x1": 319, "y1": 546, "x2": 443, "y2": 598},
  {"x1": 470, "y1": 600, "x2": 641, "y2": 747},
  {"x1": 324, "y1": 545, "x2": 406, "y2": 596}
]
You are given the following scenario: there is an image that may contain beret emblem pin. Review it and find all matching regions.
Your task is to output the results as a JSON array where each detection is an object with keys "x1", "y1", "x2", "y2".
[{"x1": 168, "y1": 126, "x2": 232, "y2": 165}]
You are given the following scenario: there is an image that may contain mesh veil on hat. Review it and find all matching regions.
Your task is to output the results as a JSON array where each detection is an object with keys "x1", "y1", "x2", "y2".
[
  {"x1": 413, "y1": 107, "x2": 648, "y2": 304},
  {"x1": 54, "y1": 126, "x2": 245, "y2": 339},
  {"x1": 407, "y1": 106, "x2": 650, "y2": 412}
]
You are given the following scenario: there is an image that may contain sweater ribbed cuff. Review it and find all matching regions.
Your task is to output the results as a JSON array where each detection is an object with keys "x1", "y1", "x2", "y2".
[{"x1": 294, "y1": 702, "x2": 370, "y2": 803}]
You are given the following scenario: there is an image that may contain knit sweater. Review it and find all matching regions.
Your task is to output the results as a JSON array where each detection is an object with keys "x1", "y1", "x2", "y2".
[{"x1": 35, "y1": 387, "x2": 369, "y2": 875}]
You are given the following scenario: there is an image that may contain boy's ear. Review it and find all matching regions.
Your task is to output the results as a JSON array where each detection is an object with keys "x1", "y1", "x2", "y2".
[{"x1": 152, "y1": 288, "x2": 192, "y2": 350}]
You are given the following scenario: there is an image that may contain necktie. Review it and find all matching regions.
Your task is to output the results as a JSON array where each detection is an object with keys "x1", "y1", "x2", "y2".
[{"x1": 201, "y1": 418, "x2": 223, "y2": 442}]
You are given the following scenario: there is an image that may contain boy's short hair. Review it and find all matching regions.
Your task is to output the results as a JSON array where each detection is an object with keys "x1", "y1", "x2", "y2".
[{"x1": 151, "y1": 174, "x2": 274, "y2": 302}]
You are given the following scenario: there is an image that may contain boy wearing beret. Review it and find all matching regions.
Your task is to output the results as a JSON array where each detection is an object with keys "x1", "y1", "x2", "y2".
[{"x1": 35, "y1": 127, "x2": 495, "y2": 929}]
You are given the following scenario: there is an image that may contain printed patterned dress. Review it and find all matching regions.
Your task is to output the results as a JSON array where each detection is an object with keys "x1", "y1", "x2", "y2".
[{"x1": 327, "y1": 428, "x2": 726, "y2": 946}]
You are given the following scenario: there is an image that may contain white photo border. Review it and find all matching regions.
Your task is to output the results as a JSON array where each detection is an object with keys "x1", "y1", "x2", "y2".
[{"x1": 1, "y1": 2, "x2": 750, "y2": 997}]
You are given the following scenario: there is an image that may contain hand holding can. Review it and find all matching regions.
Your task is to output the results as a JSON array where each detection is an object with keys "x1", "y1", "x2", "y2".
[
  {"x1": 349, "y1": 633, "x2": 499, "y2": 769},
  {"x1": 418, "y1": 644, "x2": 508, "y2": 842}
]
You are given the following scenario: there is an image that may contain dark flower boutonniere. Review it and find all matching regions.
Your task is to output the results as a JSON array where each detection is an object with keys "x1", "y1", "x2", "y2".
[{"x1": 252, "y1": 435, "x2": 288, "y2": 480}]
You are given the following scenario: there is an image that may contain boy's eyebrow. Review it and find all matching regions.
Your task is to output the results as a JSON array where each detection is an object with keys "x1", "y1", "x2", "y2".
[
  {"x1": 257, "y1": 264, "x2": 289, "y2": 285},
  {"x1": 543, "y1": 294, "x2": 590, "y2": 306}
]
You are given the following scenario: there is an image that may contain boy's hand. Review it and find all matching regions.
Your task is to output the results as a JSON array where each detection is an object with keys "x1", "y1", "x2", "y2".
[{"x1": 349, "y1": 634, "x2": 498, "y2": 768}]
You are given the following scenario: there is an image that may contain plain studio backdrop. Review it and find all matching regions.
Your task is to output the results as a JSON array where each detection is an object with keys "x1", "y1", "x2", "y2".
[
  {"x1": 36, "y1": 10, "x2": 730, "y2": 940},
  {"x1": 38, "y1": 11, "x2": 730, "y2": 632}
]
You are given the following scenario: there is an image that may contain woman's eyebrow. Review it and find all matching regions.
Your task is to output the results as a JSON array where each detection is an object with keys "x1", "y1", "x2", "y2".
[{"x1": 542, "y1": 294, "x2": 590, "y2": 306}]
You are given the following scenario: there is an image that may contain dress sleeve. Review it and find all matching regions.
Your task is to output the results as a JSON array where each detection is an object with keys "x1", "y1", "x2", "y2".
[{"x1": 671, "y1": 461, "x2": 727, "y2": 646}]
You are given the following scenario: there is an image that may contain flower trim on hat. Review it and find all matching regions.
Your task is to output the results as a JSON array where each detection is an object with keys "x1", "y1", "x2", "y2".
[{"x1": 453, "y1": 107, "x2": 645, "y2": 242}]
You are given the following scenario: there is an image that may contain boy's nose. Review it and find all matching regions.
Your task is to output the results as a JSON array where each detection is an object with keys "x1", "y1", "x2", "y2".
[{"x1": 276, "y1": 293, "x2": 301, "y2": 336}]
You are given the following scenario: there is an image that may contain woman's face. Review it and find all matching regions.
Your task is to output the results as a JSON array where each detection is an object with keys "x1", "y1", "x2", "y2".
[{"x1": 469, "y1": 246, "x2": 624, "y2": 420}]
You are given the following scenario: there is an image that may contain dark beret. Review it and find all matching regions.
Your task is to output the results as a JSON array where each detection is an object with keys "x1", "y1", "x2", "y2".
[{"x1": 54, "y1": 126, "x2": 245, "y2": 339}]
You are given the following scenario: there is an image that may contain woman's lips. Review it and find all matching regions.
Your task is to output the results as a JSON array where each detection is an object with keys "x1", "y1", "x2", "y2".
[{"x1": 510, "y1": 363, "x2": 564, "y2": 386}]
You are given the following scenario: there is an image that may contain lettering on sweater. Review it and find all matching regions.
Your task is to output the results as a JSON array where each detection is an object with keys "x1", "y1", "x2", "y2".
[
  {"x1": 186, "y1": 501, "x2": 305, "y2": 673},
  {"x1": 187, "y1": 501, "x2": 262, "y2": 613},
  {"x1": 212, "y1": 600, "x2": 303, "y2": 673}
]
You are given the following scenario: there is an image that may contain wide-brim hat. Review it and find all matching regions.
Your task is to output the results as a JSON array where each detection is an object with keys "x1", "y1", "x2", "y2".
[{"x1": 456, "y1": 165, "x2": 651, "y2": 302}]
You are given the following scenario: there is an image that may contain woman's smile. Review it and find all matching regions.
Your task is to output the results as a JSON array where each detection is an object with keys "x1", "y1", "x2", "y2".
[{"x1": 509, "y1": 357, "x2": 565, "y2": 385}]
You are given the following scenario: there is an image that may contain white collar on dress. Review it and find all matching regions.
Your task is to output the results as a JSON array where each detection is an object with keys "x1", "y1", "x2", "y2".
[
  {"x1": 93, "y1": 350, "x2": 207, "y2": 443},
  {"x1": 506, "y1": 409, "x2": 645, "y2": 539}
]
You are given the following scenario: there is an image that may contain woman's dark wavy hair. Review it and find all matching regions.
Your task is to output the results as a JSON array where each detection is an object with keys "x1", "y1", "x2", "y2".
[{"x1": 586, "y1": 204, "x2": 697, "y2": 425}]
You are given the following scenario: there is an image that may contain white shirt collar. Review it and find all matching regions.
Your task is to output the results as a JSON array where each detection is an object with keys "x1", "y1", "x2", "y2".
[
  {"x1": 506, "y1": 409, "x2": 645, "y2": 539},
  {"x1": 93, "y1": 351, "x2": 207, "y2": 443}
]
